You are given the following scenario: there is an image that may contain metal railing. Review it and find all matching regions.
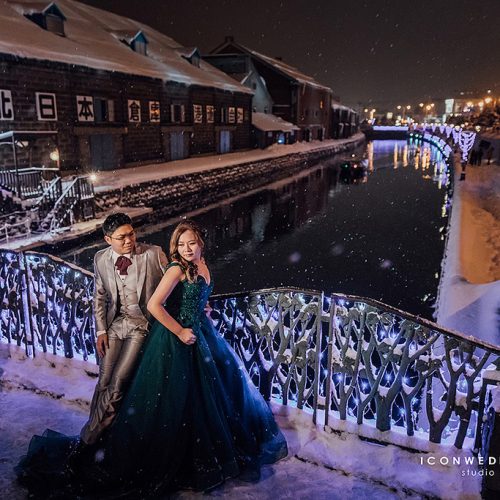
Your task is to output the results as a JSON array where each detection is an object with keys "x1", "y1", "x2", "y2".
[
  {"x1": 0, "y1": 167, "x2": 59, "y2": 199},
  {"x1": 0, "y1": 250, "x2": 95, "y2": 360},
  {"x1": 211, "y1": 289, "x2": 500, "y2": 450},
  {"x1": 0, "y1": 214, "x2": 31, "y2": 243},
  {"x1": 1, "y1": 249, "x2": 499, "y2": 452},
  {"x1": 31, "y1": 176, "x2": 62, "y2": 223},
  {"x1": 40, "y1": 176, "x2": 95, "y2": 232}
]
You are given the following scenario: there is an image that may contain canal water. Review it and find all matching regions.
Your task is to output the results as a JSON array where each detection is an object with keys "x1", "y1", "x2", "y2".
[{"x1": 57, "y1": 139, "x2": 451, "y2": 319}]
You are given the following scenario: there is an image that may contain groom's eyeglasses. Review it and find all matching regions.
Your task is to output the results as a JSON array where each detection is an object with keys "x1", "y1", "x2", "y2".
[{"x1": 109, "y1": 230, "x2": 136, "y2": 241}]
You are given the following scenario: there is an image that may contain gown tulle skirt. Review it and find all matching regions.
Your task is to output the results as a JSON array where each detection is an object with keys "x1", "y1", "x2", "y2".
[{"x1": 16, "y1": 276, "x2": 288, "y2": 497}]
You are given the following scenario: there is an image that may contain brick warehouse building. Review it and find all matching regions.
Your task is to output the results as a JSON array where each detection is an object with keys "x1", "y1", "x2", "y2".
[
  {"x1": 208, "y1": 37, "x2": 336, "y2": 142},
  {"x1": 0, "y1": 0, "x2": 252, "y2": 174}
]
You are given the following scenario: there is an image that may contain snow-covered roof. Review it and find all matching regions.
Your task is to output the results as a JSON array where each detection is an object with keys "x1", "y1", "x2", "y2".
[
  {"x1": 175, "y1": 46, "x2": 200, "y2": 59},
  {"x1": 109, "y1": 29, "x2": 148, "y2": 45},
  {"x1": 212, "y1": 40, "x2": 332, "y2": 93},
  {"x1": 18, "y1": 1, "x2": 65, "y2": 18},
  {"x1": 252, "y1": 112, "x2": 300, "y2": 132},
  {"x1": 332, "y1": 102, "x2": 355, "y2": 113},
  {"x1": 245, "y1": 47, "x2": 332, "y2": 93},
  {"x1": 232, "y1": 72, "x2": 251, "y2": 84},
  {"x1": 0, "y1": 0, "x2": 252, "y2": 94}
]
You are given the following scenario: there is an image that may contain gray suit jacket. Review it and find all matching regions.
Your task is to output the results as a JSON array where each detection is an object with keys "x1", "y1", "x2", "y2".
[{"x1": 93, "y1": 242, "x2": 168, "y2": 333}]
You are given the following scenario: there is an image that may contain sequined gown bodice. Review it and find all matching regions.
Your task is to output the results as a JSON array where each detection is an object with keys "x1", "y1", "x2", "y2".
[{"x1": 166, "y1": 273, "x2": 212, "y2": 329}]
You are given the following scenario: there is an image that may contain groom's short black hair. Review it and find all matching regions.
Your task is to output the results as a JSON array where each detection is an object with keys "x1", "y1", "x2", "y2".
[{"x1": 103, "y1": 213, "x2": 133, "y2": 236}]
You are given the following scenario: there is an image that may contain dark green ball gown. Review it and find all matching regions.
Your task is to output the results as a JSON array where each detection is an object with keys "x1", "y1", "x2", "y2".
[{"x1": 16, "y1": 262, "x2": 288, "y2": 496}]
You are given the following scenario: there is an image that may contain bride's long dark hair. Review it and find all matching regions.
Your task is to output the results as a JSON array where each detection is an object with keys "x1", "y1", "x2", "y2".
[{"x1": 169, "y1": 220, "x2": 205, "y2": 282}]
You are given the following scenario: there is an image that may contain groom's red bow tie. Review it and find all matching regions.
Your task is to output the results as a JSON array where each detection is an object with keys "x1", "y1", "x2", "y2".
[{"x1": 115, "y1": 255, "x2": 132, "y2": 275}]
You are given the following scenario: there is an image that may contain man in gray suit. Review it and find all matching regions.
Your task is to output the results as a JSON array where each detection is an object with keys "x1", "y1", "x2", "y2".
[{"x1": 79, "y1": 212, "x2": 167, "y2": 447}]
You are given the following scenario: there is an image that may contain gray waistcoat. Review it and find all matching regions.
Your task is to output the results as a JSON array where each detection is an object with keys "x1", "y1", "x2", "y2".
[{"x1": 110, "y1": 262, "x2": 148, "y2": 336}]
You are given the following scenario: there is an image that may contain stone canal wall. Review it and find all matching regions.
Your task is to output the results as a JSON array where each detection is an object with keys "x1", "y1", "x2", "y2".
[{"x1": 95, "y1": 135, "x2": 365, "y2": 216}]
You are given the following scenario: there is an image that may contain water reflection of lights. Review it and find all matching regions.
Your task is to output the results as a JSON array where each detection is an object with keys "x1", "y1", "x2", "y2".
[
  {"x1": 422, "y1": 150, "x2": 429, "y2": 170},
  {"x1": 371, "y1": 139, "x2": 451, "y2": 194},
  {"x1": 367, "y1": 142, "x2": 374, "y2": 171},
  {"x1": 441, "y1": 192, "x2": 450, "y2": 218}
]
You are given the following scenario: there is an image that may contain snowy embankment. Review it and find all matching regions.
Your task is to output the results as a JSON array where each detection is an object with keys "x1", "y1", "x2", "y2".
[
  {"x1": 92, "y1": 133, "x2": 365, "y2": 193},
  {"x1": 437, "y1": 157, "x2": 500, "y2": 346},
  {"x1": 0, "y1": 343, "x2": 482, "y2": 499}
]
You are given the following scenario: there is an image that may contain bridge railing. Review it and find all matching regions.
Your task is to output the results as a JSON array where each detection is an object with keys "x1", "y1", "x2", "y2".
[
  {"x1": 0, "y1": 249, "x2": 95, "y2": 360},
  {"x1": 1, "y1": 249, "x2": 499, "y2": 453},
  {"x1": 211, "y1": 289, "x2": 500, "y2": 451}
]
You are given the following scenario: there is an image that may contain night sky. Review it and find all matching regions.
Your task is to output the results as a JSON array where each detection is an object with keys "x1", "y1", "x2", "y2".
[{"x1": 79, "y1": 0, "x2": 499, "y2": 108}]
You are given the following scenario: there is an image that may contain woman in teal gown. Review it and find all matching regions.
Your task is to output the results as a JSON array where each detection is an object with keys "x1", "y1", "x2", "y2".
[{"x1": 16, "y1": 220, "x2": 287, "y2": 496}]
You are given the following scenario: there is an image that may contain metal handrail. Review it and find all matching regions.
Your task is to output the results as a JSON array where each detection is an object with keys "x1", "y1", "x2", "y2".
[
  {"x1": 0, "y1": 218, "x2": 31, "y2": 242},
  {"x1": 43, "y1": 176, "x2": 87, "y2": 232}
]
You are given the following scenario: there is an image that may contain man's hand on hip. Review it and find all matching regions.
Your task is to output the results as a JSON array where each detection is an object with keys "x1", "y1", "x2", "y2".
[{"x1": 97, "y1": 333, "x2": 109, "y2": 358}]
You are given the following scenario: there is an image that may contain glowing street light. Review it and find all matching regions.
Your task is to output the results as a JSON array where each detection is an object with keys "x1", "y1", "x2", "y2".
[{"x1": 49, "y1": 149, "x2": 59, "y2": 162}]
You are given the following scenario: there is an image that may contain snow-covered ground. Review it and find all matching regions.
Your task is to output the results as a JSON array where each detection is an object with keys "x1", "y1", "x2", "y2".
[
  {"x1": 0, "y1": 343, "x2": 483, "y2": 499},
  {"x1": 91, "y1": 134, "x2": 365, "y2": 193},
  {"x1": 437, "y1": 156, "x2": 500, "y2": 346}
]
